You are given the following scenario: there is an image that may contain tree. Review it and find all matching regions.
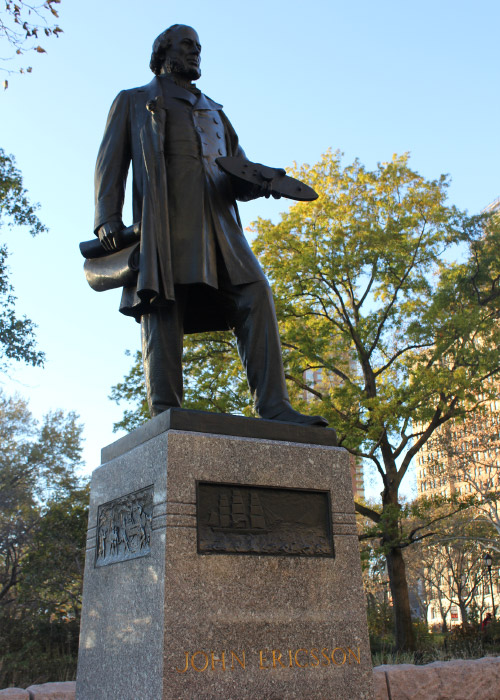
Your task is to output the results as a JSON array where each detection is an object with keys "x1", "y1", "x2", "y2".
[
  {"x1": 1, "y1": 0, "x2": 63, "y2": 81},
  {"x1": 111, "y1": 151, "x2": 500, "y2": 651},
  {"x1": 251, "y1": 151, "x2": 499, "y2": 650},
  {"x1": 0, "y1": 391, "x2": 83, "y2": 604},
  {"x1": 407, "y1": 509, "x2": 497, "y2": 631},
  {"x1": 0, "y1": 148, "x2": 45, "y2": 369},
  {"x1": 0, "y1": 390, "x2": 87, "y2": 686}
]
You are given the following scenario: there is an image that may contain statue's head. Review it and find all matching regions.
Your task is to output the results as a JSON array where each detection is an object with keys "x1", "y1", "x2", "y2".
[{"x1": 150, "y1": 24, "x2": 201, "y2": 81}]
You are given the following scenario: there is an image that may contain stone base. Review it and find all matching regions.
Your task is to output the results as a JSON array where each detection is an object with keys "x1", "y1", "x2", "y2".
[
  {"x1": 374, "y1": 657, "x2": 500, "y2": 700},
  {"x1": 25, "y1": 683, "x2": 76, "y2": 699},
  {"x1": 77, "y1": 410, "x2": 373, "y2": 699}
]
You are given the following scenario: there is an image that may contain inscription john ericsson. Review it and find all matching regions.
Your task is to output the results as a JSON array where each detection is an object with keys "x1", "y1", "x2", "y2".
[{"x1": 174, "y1": 646, "x2": 362, "y2": 673}]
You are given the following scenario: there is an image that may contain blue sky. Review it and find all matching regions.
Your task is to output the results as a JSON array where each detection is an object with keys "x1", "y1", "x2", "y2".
[{"x1": 1, "y1": 0, "x2": 499, "y2": 497}]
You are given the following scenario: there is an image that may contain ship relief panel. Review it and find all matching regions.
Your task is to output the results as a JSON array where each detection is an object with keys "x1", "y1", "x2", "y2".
[
  {"x1": 197, "y1": 482, "x2": 334, "y2": 557},
  {"x1": 95, "y1": 485, "x2": 153, "y2": 567}
]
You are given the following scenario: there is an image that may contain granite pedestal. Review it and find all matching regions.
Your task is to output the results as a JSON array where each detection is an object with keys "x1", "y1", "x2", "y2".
[{"x1": 76, "y1": 410, "x2": 373, "y2": 699}]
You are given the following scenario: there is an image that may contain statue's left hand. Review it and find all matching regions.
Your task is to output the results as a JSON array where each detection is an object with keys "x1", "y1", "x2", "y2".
[{"x1": 259, "y1": 167, "x2": 286, "y2": 199}]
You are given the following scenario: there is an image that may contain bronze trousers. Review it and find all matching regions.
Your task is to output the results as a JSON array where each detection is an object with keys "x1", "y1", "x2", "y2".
[{"x1": 141, "y1": 278, "x2": 293, "y2": 418}]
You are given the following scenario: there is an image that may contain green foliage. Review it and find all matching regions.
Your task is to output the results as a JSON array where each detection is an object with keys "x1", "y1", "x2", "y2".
[
  {"x1": 0, "y1": 490, "x2": 88, "y2": 687},
  {"x1": 371, "y1": 629, "x2": 500, "y2": 666},
  {"x1": 0, "y1": 391, "x2": 87, "y2": 687},
  {"x1": 252, "y1": 151, "x2": 498, "y2": 457},
  {"x1": 0, "y1": 149, "x2": 47, "y2": 236},
  {"x1": 110, "y1": 334, "x2": 250, "y2": 432},
  {"x1": 443, "y1": 623, "x2": 488, "y2": 659},
  {"x1": 182, "y1": 332, "x2": 250, "y2": 415},
  {"x1": 0, "y1": 245, "x2": 43, "y2": 368},
  {"x1": 449, "y1": 211, "x2": 500, "y2": 310},
  {"x1": 0, "y1": 618, "x2": 80, "y2": 687},
  {"x1": 0, "y1": 149, "x2": 46, "y2": 368},
  {"x1": 19, "y1": 488, "x2": 88, "y2": 615},
  {"x1": 369, "y1": 609, "x2": 500, "y2": 665},
  {"x1": 109, "y1": 350, "x2": 149, "y2": 432},
  {"x1": 366, "y1": 594, "x2": 394, "y2": 651}
]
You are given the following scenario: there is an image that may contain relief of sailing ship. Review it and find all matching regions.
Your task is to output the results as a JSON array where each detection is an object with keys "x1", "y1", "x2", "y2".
[{"x1": 207, "y1": 489, "x2": 276, "y2": 534}]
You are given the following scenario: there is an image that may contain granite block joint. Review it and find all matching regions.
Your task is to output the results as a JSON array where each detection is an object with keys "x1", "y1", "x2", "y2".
[
  {"x1": 165, "y1": 501, "x2": 196, "y2": 515},
  {"x1": 152, "y1": 515, "x2": 167, "y2": 530},
  {"x1": 332, "y1": 524, "x2": 358, "y2": 535},
  {"x1": 166, "y1": 514, "x2": 196, "y2": 528},
  {"x1": 331, "y1": 512, "x2": 357, "y2": 524}
]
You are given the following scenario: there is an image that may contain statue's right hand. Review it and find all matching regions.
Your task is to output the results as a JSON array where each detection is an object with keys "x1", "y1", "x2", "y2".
[{"x1": 98, "y1": 221, "x2": 124, "y2": 252}]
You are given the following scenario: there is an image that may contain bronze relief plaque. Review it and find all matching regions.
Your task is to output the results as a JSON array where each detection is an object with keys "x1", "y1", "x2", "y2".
[
  {"x1": 197, "y1": 482, "x2": 334, "y2": 557},
  {"x1": 95, "y1": 485, "x2": 153, "y2": 567}
]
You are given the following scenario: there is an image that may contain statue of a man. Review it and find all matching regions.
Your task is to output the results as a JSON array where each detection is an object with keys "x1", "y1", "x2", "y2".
[{"x1": 94, "y1": 24, "x2": 327, "y2": 427}]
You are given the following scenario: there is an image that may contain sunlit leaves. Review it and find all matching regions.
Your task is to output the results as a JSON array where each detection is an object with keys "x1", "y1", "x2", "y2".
[{"x1": 252, "y1": 150, "x2": 498, "y2": 467}]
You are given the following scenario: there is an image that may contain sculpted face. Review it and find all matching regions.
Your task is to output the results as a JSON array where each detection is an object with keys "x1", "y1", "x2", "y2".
[{"x1": 164, "y1": 25, "x2": 201, "y2": 80}]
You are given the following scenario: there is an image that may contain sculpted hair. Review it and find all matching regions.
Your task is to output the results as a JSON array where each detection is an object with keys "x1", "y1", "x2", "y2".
[{"x1": 149, "y1": 24, "x2": 182, "y2": 75}]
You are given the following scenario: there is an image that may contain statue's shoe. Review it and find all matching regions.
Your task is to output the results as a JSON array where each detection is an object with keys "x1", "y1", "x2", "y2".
[{"x1": 266, "y1": 407, "x2": 329, "y2": 428}]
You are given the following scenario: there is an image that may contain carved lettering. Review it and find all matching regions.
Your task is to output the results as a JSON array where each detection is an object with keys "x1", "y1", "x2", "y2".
[
  {"x1": 294, "y1": 649, "x2": 309, "y2": 668},
  {"x1": 191, "y1": 651, "x2": 209, "y2": 672},
  {"x1": 175, "y1": 652, "x2": 189, "y2": 674},
  {"x1": 272, "y1": 650, "x2": 285, "y2": 668},
  {"x1": 230, "y1": 650, "x2": 245, "y2": 670},
  {"x1": 172, "y1": 645, "x2": 362, "y2": 673},
  {"x1": 331, "y1": 647, "x2": 347, "y2": 665},
  {"x1": 210, "y1": 651, "x2": 226, "y2": 671},
  {"x1": 259, "y1": 649, "x2": 269, "y2": 670},
  {"x1": 348, "y1": 647, "x2": 361, "y2": 664},
  {"x1": 309, "y1": 648, "x2": 320, "y2": 667},
  {"x1": 321, "y1": 648, "x2": 331, "y2": 666}
]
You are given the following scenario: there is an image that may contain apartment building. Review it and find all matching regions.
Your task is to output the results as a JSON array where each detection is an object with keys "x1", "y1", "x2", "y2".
[
  {"x1": 415, "y1": 389, "x2": 500, "y2": 499},
  {"x1": 416, "y1": 193, "x2": 500, "y2": 500},
  {"x1": 414, "y1": 196, "x2": 500, "y2": 626}
]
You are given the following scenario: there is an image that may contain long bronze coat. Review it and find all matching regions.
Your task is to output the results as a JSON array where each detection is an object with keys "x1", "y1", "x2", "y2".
[{"x1": 94, "y1": 76, "x2": 266, "y2": 330}]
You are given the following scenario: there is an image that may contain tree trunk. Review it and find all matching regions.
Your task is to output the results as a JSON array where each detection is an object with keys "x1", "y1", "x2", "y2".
[
  {"x1": 382, "y1": 480, "x2": 416, "y2": 652},
  {"x1": 386, "y1": 546, "x2": 416, "y2": 651},
  {"x1": 458, "y1": 598, "x2": 468, "y2": 625},
  {"x1": 438, "y1": 598, "x2": 449, "y2": 634}
]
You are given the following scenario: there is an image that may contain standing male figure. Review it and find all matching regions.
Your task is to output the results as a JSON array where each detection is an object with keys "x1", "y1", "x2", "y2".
[{"x1": 95, "y1": 24, "x2": 327, "y2": 427}]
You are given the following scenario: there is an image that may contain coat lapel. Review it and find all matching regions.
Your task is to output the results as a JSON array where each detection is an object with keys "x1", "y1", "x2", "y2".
[
  {"x1": 136, "y1": 77, "x2": 166, "y2": 139},
  {"x1": 194, "y1": 93, "x2": 223, "y2": 111},
  {"x1": 159, "y1": 78, "x2": 197, "y2": 106},
  {"x1": 157, "y1": 76, "x2": 224, "y2": 111},
  {"x1": 135, "y1": 77, "x2": 174, "y2": 301}
]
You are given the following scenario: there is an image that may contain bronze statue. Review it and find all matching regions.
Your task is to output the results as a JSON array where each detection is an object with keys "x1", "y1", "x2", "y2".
[{"x1": 92, "y1": 24, "x2": 328, "y2": 427}]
